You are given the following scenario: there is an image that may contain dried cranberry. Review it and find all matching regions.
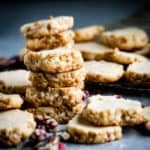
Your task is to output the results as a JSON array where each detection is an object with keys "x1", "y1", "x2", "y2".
[
  {"x1": 82, "y1": 90, "x2": 89, "y2": 101},
  {"x1": 115, "y1": 95, "x2": 123, "y2": 99},
  {"x1": 58, "y1": 142, "x2": 67, "y2": 150}
]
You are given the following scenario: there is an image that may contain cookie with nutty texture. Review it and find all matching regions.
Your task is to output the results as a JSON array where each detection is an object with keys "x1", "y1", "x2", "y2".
[
  {"x1": 75, "y1": 25, "x2": 104, "y2": 42},
  {"x1": 26, "y1": 30, "x2": 74, "y2": 51},
  {"x1": 24, "y1": 48, "x2": 83, "y2": 73},
  {"x1": 143, "y1": 106, "x2": 150, "y2": 131},
  {"x1": 0, "y1": 110, "x2": 36, "y2": 146},
  {"x1": 26, "y1": 103, "x2": 84, "y2": 124},
  {"x1": 29, "y1": 68, "x2": 85, "y2": 89},
  {"x1": 81, "y1": 95, "x2": 145, "y2": 126},
  {"x1": 0, "y1": 70, "x2": 31, "y2": 94},
  {"x1": 125, "y1": 61, "x2": 150, "y2": 85},
  {"x1": 100, "y1": 27, "x2": 148, "y2": 50},
  {"x1": 25, "y1": 86, "x2": 84, "y2": 111},
  {"x1": 0, "y1": 93, "x2": 23, "y2": 110},
  {"x1": 105, "y1": 48, "x2": 148, "y2": 65},
  {"x1": 67, "y1": 115, "x2": 122, "y2": 144},
  {"x1": 135, "y1": 43, "x2": 150, "y2": 57},
  {"x1": 20, "y1": 16, "x2": 74, "y2": 38},
  {"x1": 74, "y1": 42, "x2": 112, "y2": 60},
  {"x1": 84, "y1": 60, "x2": 124, "y2": 83}
]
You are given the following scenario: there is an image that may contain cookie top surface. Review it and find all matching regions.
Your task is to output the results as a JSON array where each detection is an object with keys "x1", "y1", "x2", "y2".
[
  {"x1": 84, "y1": 60, "x2": 124, "y2": 76},
  {"x1": 0, "y1": 110, "x2": 35, "y2": 131},
  {"x1": 0, "y1": 70, "x2": 31, "y2": 86},
  {"x1": 105, "y1": 27, "x2": 147, "y2": 37},
  {"x1": 127, "y1": 61, "x2": 150, "y2": 74},
  {"x1": 75, "y1": 42, "x2": 111, "y2": 52},
  {"x1": 68, "y1": 115, "x2": 120, "y2": 132},
  {"x1": 87, "y1": 95, "x2": 142, "y2": 112}
]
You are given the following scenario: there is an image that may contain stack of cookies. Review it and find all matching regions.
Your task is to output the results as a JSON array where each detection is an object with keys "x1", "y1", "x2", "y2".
[
  {"x1": 67, "y1": 95, "x2": 145, "y2": 144},
  {"x1": 20, "y1": 16, "x2": 85, "y2": 123}
]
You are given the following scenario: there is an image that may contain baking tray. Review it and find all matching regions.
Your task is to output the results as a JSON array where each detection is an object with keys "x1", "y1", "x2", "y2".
[{"x1": 0, "y1": 56, "x2": 150, "y2": 150}]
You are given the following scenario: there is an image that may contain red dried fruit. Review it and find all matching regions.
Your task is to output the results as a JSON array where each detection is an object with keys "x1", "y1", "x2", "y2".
[
  {"x1": 115, "y1": 95, "x2": 123, "y2": 99},
  {"x1": 58, "y1": 142, "x2": 67, "y2": 150},
  {"x1": 82, "y1": 90, "x2": 89, "y2": 101}
]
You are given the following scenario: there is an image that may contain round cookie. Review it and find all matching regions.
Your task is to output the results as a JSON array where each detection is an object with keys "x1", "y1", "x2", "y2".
[
  {"x1": 20, "y1": 16, "x2": 74, "y2": 38},
  {"x1": 29, "y1": 68, "x2": 85, "y2": 89},
  {"x1": 74, "y1": 25, "x2": 104, "y2": 42},
  {"x1": 100, "y1": 27, "x2": 148, "y2": 50},
  {"x1": 81, "y1": 95, "x2": 144, "y2": 126},
  {"x1": 67, "y1": 115, "x2": 122, "y2": 144},
  {"x1": 24, "y1": 48, "x2": 83, "y2": 73},
  {"x1": 0, "y1": 93, "x2": 23, "y2": 110},
  {"x1": 105, "y1": 49, "x2": 148, "y2": 65},
  {"x1": 27, "y1": 104, "x2": 84, "y2": 124},
  {"x1": 0, "y1": 110, "x2": 36, "y2": 146},
  {"x1": 84, "y1": 60, "x2": 124, "y2": 83},
  {"x1": 74, "y1": 42, "x2": 111, "y2": 60},
  {"x1": 0, "y1": 70, "x2": 31, "y2": 94},
  {"x1": 26, "y1": 30, "x2": 74, "y2": 51},
  {"x1": 25, "y1": 87, "x2": 84, "y2": 111},
  {"x1": 125, "y1": 61, "x2": 150, "y2": 84}
]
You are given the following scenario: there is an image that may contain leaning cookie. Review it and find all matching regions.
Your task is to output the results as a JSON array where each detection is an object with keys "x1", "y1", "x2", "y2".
[
  {"x1": 26, "y1": 104, "x2": 84, "y2": 124},
  {"x1": 74, "y1": 42, "x2": 111, "y2": 60},
  {"x1": 0, "y1": 110, "x2": 36, "y2": 146},
  {"x1": 84, "y1": 60, "x2": 124, "y2": 83},
  {"x1": 24, "y1": 47, "x2": 83, "y2": 73},
  {"x1": 100, "y1": 27, "x2": 148, "y2": 50},
  {"x1": 26, "y1": 30, "x2": 74, "y2": 51},
  {"x1": 0, "y1": 70, "x2": 31, "y2": 94},
  {"x1": 20, "y1": 16, "x2": 74, "y2": 38},
  {"x1": 67, "y1": 115, "x2": 122, "y2": 144},
  {"x1": 25, "y1": 87, "x2": 84, "y2": 111},
  {"x1": 143, "y1": 106, "x2": 150, "y2": 131},
  {"x1": 0, "y1": 93, "x2": 23, "y2": 110},
  {"x1": 105, "y1": 49, "x2": 148, "y2": 65},
  {"x1": 29, "y1": 68, "x2": 85, "y2": 89},
  {"x1": 81, "y1": 95, "x2": 145, "y2": 126},
  {"x1": 75, "y1": 25, "x2": 104, "y2": 42},
  {"x1": 125, "y1": 61, "x2": 150, "y2": 85}
]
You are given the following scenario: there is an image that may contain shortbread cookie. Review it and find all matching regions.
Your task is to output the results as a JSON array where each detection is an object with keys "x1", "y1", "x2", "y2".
[
  {"x1": 125, "y1": 61, "x2": 150, "y2": 84},
  {"x1": 75, "y1": 25, "x2": 104, "y2": 42},
  {"x1": 0, "y1": 110, "x2": 36, "y2": 146},
  {"x1": 26, "y1": 30, "x2": 74, "y2": 51},
  {"x1": 135, "y1": 43, "x2": 150, "y2": 57},
  {"x1": 20, "y1": 16, "x2": 74, "y2": 38},
  {"x1": 74, "y1": 42, "x2": 111, "y2": 60},
  {"x1": 67, "y1": 115, "x2": 122, "y2": 144},
  {"x1": 100, "y1": 27, "x2": 148, "y2": 50},
  {"x1": 0, "y1": 70, "x2": 31, "y2": 94},
  {"x1": 105, "y1": 49, "x2": 148, "y2": 65},
  {"x1": 81, "y1": 95, "x2": 144, "y2": 126},
  {"x1": 25, "y1": 87, "x2": 84, "y2": 111},
  {"x1": 143, "y1": 106, "x2": 150, "y2": 131},
  {"x1": 29, "y1": 68, "x2": 85, "y2": 89},
  {"x1": 0, "y1": 93, "x2": 23, "y2": 110},
  {"x1": 24, "y1": 48, "x2": 83, "y2": 73},
  {"x1": 84, "y1": 61, "x2": 124, "y2": 83},
  {"x1": 27, "y1": 104, "x2": 84, "y2": 124}
]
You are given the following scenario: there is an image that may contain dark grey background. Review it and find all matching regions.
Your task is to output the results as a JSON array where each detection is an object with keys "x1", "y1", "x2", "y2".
[{"x1": 0, "y1": 0, "x2": 150, "y2": 57}]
